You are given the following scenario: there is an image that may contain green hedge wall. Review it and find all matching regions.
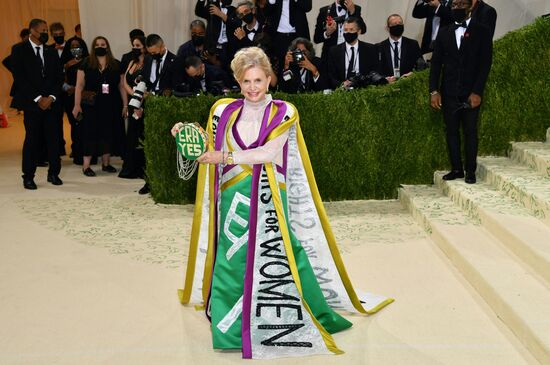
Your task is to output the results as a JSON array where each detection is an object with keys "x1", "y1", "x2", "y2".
[{"x1": 145, "y1": 17, "x2": 550, "y2": 205}]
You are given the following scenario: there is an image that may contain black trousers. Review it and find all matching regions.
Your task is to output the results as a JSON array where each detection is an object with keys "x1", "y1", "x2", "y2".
[
  {"x1": 121, "y1": 114, "x2": 145, "y2": 177},
  {"x1": 442, "y1": 96, "x2": 480, "y2": 174},
  {"x1": 22, "y1": 106, "x2": 61, "y2": 178}
]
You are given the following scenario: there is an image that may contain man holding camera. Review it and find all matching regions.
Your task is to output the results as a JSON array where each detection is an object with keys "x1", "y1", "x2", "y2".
[
  {"x1": 377, "y1": 14, "x2": 423, "y2": 83},
  {"x1": 279, "y1": 37, "x2": 326, "y2": 93},
  {"x1": 412, "y1": 0, "x2": 453, "y2": 54},
  {"x1": 313, "y1": 0, "x2": 365, "y2": 62},
  {"x1": 429, "y1": 0, "x2": 493, "y2": 184},
  {"x1": 326, "y1": 17, "x2": 378, "y2": 89}
]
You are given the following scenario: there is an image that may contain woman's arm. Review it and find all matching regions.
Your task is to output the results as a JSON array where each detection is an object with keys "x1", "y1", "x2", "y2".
[
  {"x1": 119, "y1": 74, "x2": 129, "y2": 116},
  {"x1": 72, "y1": 69, "x2": 85, "y2": 118}
]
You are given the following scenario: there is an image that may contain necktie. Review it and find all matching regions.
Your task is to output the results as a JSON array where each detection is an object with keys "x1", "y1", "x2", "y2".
[
  {"x1": 393, "y1": 41, "x2": 399, "y2": 69},
  {"x1": 347, "y1": 47, "x2": 355, "y2": 79},
  {"x1": 337, "y1": 6, "x2": 342, "y2": 13},
  {"x1": 246, "y1": 28, "x2": 256, "y2": 34},
  {"x1": 155, "y1": 60, "x2": 162, "y2": 89},
  {"x1": 35, "y1": 46, "x2": 44, "y2": 75},
  {"x1": 455, "y1": 21, "x2": 467, "y2": 29}
]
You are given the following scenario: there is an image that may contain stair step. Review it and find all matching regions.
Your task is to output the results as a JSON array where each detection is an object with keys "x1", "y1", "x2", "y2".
[
  {"x1": 399, "y1": 185, "x2": 550, "y2": 365},
  {"x1": 477, "y1": 157, "x2": 550, "y2": 226},
  {"x1": 510, "y1": 142, "x2": 550, "y2": 178},
  {"x1": 434, "y1": 171, "x2": 550, "y2": 285}
]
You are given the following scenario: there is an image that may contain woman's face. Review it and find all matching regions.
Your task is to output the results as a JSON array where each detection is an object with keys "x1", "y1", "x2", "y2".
[
  {"x1": 94, "y1": 38, "x2": 107, "y2": 49},
  {"x1": 132, "y1": 39, "x2": 144, "y2": 53},
  {"x1": 238, "y1": 66, "x2": 271, "y2": 103},
  {"x1": 70, "y1": 39, "x2": 80, "y2": 49}
]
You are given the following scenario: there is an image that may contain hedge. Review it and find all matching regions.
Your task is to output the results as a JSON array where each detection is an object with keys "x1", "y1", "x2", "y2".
[{"x1": 144, "y1": 17, "x2": 550, "y2": 205}]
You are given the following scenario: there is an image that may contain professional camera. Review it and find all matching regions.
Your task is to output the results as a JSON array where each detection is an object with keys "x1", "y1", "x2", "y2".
[
  {"x1": 129, "y1": 78, "x2": 147, "y2": 109},
  {"x1": 332, "y1": 15, "x2": 347, "y2": 24},
  {"x1": 346, "y1": 71, "x2": 388, "y2": 89},
  {"x1": 207, "y1": 0, "x2": 220, "y2": 6},
  {"x1": 292, "y1": 49, "x2": 306, "y2": 64}
]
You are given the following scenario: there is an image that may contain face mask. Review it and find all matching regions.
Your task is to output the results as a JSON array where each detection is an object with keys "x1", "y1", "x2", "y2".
[
  {"x1": 70, "y1": 47, "x2": 83, "y2": 58},
  {"x1": 132, "y1": 47, "x2": 142, "y2": 58},
  {"x1": 343, "y1": 32, "x2": 358, "y2": 44},
  {"x1": 54, "y1": 35, "x2": 65, "y2": 45},
  {"x1": 389, "y1": 24, "x2": 404, "y2": 37},
  {"x1": 221, "y1": 0, "x2": 232, "y2": 6},
  {"x1": 95, "y1": 47, "x2": 107, "y2": 56},
  {"x1": 39, "y1": 32, "x2": 49, "y2": 44},
  {"x1": 242, "y1": 13, "x2": 254, "y2": 25},
  {"x1": 192, "y1": 35, "x2": 205, "y2": 47},
  {"x1": 452, "y1": 8, "x2": 468, "y2": 23},
  {"x1": 152, "y1": 52, "x2": 162, "y2": 62}
]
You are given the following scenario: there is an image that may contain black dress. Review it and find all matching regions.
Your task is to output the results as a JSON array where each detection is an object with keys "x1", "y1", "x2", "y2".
[
  {"x1": 79, "y1": 58, "x2": 122, "y2": 156},
  {"x1": 66, "y1": 60, "x2": 83, "y2": 163}
]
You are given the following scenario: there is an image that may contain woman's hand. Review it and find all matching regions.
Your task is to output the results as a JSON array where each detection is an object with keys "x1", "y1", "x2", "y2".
[
  {"x1": 72, "y1": 104, "x2": 82, "y2": 119},
  {"x1": 197, "y1": 151, "x2": 224, "y2": 165},
  {"x1": 171, "y1": 122, "x2": 184, "y2": 137},
  {"x1": 122, "y1": 106, "x2": 128, "y2": 118}
]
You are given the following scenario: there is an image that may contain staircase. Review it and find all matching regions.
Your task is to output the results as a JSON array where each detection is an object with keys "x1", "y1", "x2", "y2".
[{"x1": 399, "y1": 130, "x2": 550, "y2": 365}]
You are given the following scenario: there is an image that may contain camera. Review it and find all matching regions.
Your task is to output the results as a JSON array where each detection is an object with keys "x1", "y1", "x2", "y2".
[
  {"x1": 129, "y1": 80, "x2": 147, "y2": 109},
  {"x1": 423, "y1": 0, "x2": 434, "y2": 3},
  {"x1": 346, "y1": 71, "x2": 388, "y2": 89},
  {"x1": 292, "y1": 49, "x2": 306, "y2": 64},
  {"x1": 332, "y1": 15, "x2": 346, "y2": 24}
]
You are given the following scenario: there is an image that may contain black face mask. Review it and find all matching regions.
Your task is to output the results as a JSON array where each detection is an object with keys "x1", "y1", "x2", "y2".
[
  {"x1": 95, "y1": 47, "x2": 107, "y2": 56},
  {"x1": 242, "y1": 13, "x2": 254, "y2": 25},
  {"x1": 70, "y1": 47, "x2": 83, "y2": 58},
  {"x1": 38, "y1": 32, "x2": 49, "y2": 44},
  {"x1": 192, "y1": 35, "x2": 205, "y2": 47},
  {"x1": 131, "y1": 47, "x2": 142, "y2": 58},
  {"x1": 152, "y1": 52, "x2": 163, "y2": 62},
  {"x1": 343, "y1": 32, "x2": 358, "y2": 44},
  {"x1": 451, "y1": 8, "x2": 469, "y2": 23},
  {"x1": 54, "y1": 35, "x2": 65, "y2": 45},
  {"x1": 221, "y1": 0, "x2": 232, "y2": 6},
  {"x1": 389, "y1": 24, "x2": 404, "y2": 37}
]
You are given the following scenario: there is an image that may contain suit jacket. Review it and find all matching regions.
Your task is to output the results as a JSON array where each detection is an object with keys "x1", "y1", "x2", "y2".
[
  {"x1": 176, "y1": 40, "x2": 203, "y2": 59},
  {"x1": 377, "y1": 36, "x2": 422, "y2": 78},
  {"x1": 412, "y1": 0, "x2": 453, "y2": 54},
  {"x1": 471, "y1": 0, "x2": 497, "y2": 38},
  {"x1": 226, "y1": 18, "x2": 272, "y2": 60},
  {"x1": 326, "y1": 40, "x2": 378, "y2": 89},
  {"x1": 429, "y1": 21, "x2": 493, "y2": 98},
  {"x1": 195, "y1": 0, "x2": 236, "y2": 46},
  {"x1": 279, "y1": 56, "x2": 327, "y2": 93},
  {"x1": 142, "y1": 51, "x2": 177, "y2": 93},
  {"x1": 266, "y1": 0, "x2": 312, "y2": 39},
  {"x1": 11, "y1": 40, "x2": 64, "y2": 110},
  {"x1": 313, "y1": 3, "x2": 365, "y2": 60}
]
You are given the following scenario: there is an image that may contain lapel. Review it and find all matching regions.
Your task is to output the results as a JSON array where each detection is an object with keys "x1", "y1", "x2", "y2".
[
  {"x1": 338, "y1": 44, "x2": 347, "y2": 80},
  {"x1": 385, "y1": 39, "x2": 394, "y2": 70},
  {"x1": 27, "y1": 41, "x2": 46, "y2": 77},
  {"x1": 399, "y1": 39, "x2": 407, "y2": 72},
  {"x1": 447, "y1": 25, "x2": 460, "y2": 56}
]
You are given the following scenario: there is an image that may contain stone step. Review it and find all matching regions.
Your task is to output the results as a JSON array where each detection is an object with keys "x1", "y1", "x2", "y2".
[
  {"x1": 434, "y1": 171, "x2": 550, "y2": 285},
  {"x1": 477, "y1": 157, "x2": 550, "y2": 227},
  {"x1": 510, "y1": 142, "x2": 550, "y2": 178},
  {"x1": 399, "y1": 185, "x2": 550, "y2": 365}
]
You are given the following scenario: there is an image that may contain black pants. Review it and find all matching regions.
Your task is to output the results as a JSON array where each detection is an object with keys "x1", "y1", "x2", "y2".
[
  {"x1": 121, "y1": 114, "x2": 145, "y2": 177},
  {"x1": 442, "y1": 96, "x2": 480, "y2": 174},
  {"x1": 22, "y1": 106, "x2": 61, "y2": 178}
]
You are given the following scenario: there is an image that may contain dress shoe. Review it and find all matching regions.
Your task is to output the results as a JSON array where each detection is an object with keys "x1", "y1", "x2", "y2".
[
  {"x1": 465, "y1": 172, "x2": 476, "y2": 184},
  {"x1": 83, "y1": 167, "x2": 96, "y2": 177},
  {"x1": 118, "y1": 171, "x2": 139, "y2": 179},
  {"x1": 23, "y1": 178, "x2": 37, "y2": 190},
  {"x1": 442, "y1": 170, "x2": 465, "y2": 180},
  {"x1": 138, "y1": 183, "x2": 150, "y2": 195},
  {"x1": 102, "y1": 164, "x2": 117, "y2": 173},
  {"x1": 47, "y1": 174, "x2": 63, "y2": 185}
]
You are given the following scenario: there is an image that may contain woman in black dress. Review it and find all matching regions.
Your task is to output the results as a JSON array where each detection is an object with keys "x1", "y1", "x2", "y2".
[
  {"x1": 119, "y1": 35, "x2": 147, "y2": 179},
  {"x1": 72, "y1": 36, "x2": 128, "y2": 176}
]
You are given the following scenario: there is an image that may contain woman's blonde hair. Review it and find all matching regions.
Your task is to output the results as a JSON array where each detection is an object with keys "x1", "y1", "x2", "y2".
[{"x1": 231, "y1": 47, "x2": 272, "y2": 82}]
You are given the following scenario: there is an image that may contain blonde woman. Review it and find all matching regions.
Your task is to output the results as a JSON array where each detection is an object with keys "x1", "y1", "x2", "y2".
[{"x1": 173, "y1": 47, "x2": 392, "y2": 359}]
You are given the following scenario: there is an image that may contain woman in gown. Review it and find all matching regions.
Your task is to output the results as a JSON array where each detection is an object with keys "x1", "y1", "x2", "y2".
[{"x1": 172, "y1": 47, "x2": 392, "y2": 359}]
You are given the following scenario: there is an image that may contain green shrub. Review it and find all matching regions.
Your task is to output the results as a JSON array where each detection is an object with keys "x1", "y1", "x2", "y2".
[{"x1": 145, "y1": 17, "x2": 550, "y2": 204}]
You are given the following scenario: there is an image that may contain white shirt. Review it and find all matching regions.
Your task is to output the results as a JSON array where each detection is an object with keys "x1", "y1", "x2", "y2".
[
  {"x1": 345, "y1": 42, "x2": 360, "y2": 77},
  {"x1": 389, "y1": 37, "x2": 402, "y2": 71},
  {"x1": 217, "y1": 7, "x2": 229, "y2": 44},
  {"x1": 270, "y1": 0, "x2": 296, "y2": 33},
  {"x1": 57, "y1": 43, "x2": 65, "y2": 58},
  {"x1": 455, "y1": 18, "x2": 471, "y2": 49},
  {"x1": 150, "y1": 51, "x2": 169, "y2": 91},
  {"x1": 245, "y1": 21, "x2": 260, "y2": 41}
]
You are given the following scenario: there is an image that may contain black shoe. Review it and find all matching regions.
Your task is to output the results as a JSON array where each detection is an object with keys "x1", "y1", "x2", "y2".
[
  {"x1": 118, "y1": 171, "x2": 139, "y2": 179},
  {"x1": 83, "y1": 167, "x2": 96, "y2": 177},
  {"x1": 465, "y1": 172, "x2": 476, "y2": 184},
  {"x1": 442, "y1": 170, "x2": 465, "y2": 180},
  {"x1": 36, "y1": 161, "x2": 48, "y2": 167},
  {"x1": 102, "y1": 164, "x2": 117, "y2": 173},
  {"x1": 23, "y1": 178, "x2": 37, "y2": 190},
  {"x1": 47, "y1": 174, "x2": 63, "y2": 185},
  {"x1": 138, "y1": 183, "x2": 150, "y2": 195}
]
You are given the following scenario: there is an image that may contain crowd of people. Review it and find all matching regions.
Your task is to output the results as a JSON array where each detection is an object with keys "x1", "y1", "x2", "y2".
[{"x1": 2, "y1": 0, "x2": 497, "y2": 191}]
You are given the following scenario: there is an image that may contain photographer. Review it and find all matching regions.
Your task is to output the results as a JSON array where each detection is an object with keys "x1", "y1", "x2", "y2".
[
  {"x1": 326, "y1": 17, "x2": 378, "y2": 89},
  {"x1": 313, "y1": 0, "x2": 366, "y2": 62},
  {"x1": 173, "y1": 56, "x2": 233, "y2": 95},
  {"x1": 279, "y1": 37, "x2": 326, "y2": 93},
  {"x1": 412, "y1": 0, "x2": 453, "y2": 54}
]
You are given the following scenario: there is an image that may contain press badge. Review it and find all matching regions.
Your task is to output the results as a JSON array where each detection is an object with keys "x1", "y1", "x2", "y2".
[{"x1": 101, "y1": 83, "x2": 110, "y2": 94}]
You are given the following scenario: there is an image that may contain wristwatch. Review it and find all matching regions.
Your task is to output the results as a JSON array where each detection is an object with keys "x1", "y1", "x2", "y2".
[{"x1": 226, "y1": 151, "x2": 234, "y2": 165}]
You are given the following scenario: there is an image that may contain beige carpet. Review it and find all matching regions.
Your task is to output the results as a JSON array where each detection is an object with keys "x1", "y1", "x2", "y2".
[{"x1": 0, "y1": 113, "x2": 538, "y2": 364}]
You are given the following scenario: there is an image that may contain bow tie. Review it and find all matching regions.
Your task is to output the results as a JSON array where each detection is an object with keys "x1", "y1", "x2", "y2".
[
  {"x1": 455, "y1": 21, "x2": 467, "y2": 29},
  {"x1": 246, "y1": 28, "x2": 256, "y2": 34},
  {"x1": 336, "y1": 5, "x2": 343, "y2": 12}
]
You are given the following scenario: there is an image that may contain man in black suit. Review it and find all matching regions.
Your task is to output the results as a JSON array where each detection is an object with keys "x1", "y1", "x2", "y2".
[
  {"x1": 195, "y1": 0, "x2": 236, "y2": 69},
  {"x1": 326, "y1": 17, "x2": 379, "y2": 89},
  {"x1": 412, "y1": 0, "x2": 453, "y2": 54},
  {"x1": 173, "y1": 56, "x2": 233, "y2": 95},
  {"x1": 429, "y1": 0, "x2": 493, "y2": 184},
  {"x1": 266, "y1": 0, "x2": 312, "y2": 70},
  {"x1": 227, "y1": 1, "x2": 272, "y2": 60},
  {"x1": 313, "y1": 0, "x2": 366, "y2": 62},
  {"x1": 377, "y1": 14, "x2": 423, "y2": 83},
  {"x1": 121, "y1": 29, "x2": 146, "y2": 74},
  {"x1": 2, "y1": 28, "x2": 30, "y2": 112},
  {"x1": 279, "y1": 37, "x2": 326, "y2": 93},
  {"x1": 143, "y1": 34, "x2": 177, "y2": 96},
  {"x1": 471, "y1": 0, "x2": 497, "y2": 38},
  {"x1": 12, "y1": 19, "x2": 64, "y2": 189}
]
